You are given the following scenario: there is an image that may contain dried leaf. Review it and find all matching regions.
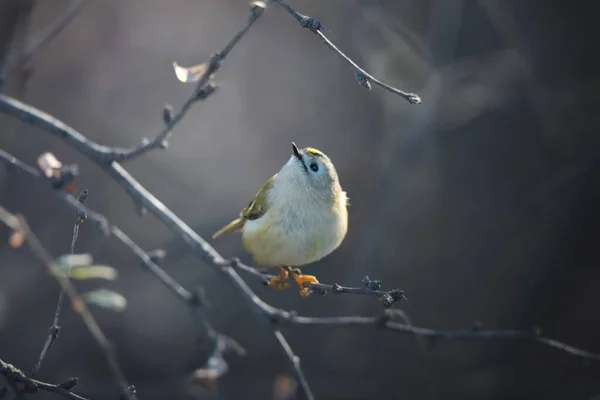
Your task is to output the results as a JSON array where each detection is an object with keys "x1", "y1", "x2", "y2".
[
  {"x1": 250, "y1": 1, "x2": 267, "y2": 9},
  {"x1": 82, "y1": 289, "x2": 127, "y2": 312},
  {"x1": 192, "y1": 351, "x2": 228, "y2": 391},
  {"x1": 37, "y1": 152, "x2": 62, "y2": 179},
  {"x1": 273, "y1": 375, "x2": 297, "y2": 400},
  {"x1": 172, "y1": 61, "x2": 208, "y2": 83},
  {"x1": 8, "y1": 231, "x2": 24, "y2": 248}
]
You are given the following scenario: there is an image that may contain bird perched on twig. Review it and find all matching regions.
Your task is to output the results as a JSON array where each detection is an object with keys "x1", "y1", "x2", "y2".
[{"x1": 213, "y1": 143, "x2": 349, "y2": 296}]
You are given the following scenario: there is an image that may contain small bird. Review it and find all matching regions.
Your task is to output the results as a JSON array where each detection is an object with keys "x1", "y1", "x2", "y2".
[{"x1": 212, "y1": 143, "x2": 349, "y2": 296}]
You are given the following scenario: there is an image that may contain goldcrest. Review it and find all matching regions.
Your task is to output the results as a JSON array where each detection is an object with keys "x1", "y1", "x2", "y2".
[{"x1": 212, "y1": 143, "x2": 349, "y2": 296}]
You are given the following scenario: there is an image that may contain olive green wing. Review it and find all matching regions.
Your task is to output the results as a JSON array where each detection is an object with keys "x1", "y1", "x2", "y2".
[
  {"x1": 241, "y1": 174, "x2": 276, "y2": 220},
  {"x1": 212, "y1": 174, "x2": 275, "y2": 239}
]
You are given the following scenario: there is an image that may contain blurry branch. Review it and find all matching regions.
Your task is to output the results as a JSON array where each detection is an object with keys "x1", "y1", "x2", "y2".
[
  {"x1": 275, "y1": 1, "x2": 421, "y2": 104},
  {"x1": 0, "y1": 205, "x2": 133, "y2": 400},
  {"x1": 7, "y1": 0, "x2": 86, "y2": 72},
  {"x1": 0, "y1": 0, "x2": 35, "y2": 89},
  {"x1": 1, "y1": 358, "x2": 88, "y2": 400},
  {"x1": 31, "y1": 189, "x2": 88, "y2": 377},
  {"x1": 0, "y1": 149, "x2": 245, "y2": 393},
  {"x1": 275, "y1": 311, "x2": 600, "y2": 362}
]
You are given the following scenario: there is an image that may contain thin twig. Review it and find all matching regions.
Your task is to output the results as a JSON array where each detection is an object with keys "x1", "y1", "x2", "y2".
[
  {"x1": 272, "y1": 329, "x2": 314, "y2": 400},
  {"x1": 276, "y1": 311, "x2": 600, "y2": 362},
  {"x1": 0, "y1": 149, "x2": 246, "y2": 373},
  {"x1": 223, "y1": 259, "x2": 406, "y2": 306},
  {"x1": 1, "y1": 357, "x2": 89, "y2": 400},
  {"x1": 31, "y1": 189, "x2": 88, "y2": 377},
  {"x1": 0, "y1": 206, "x2": 134, "y2": 400},
  {"x1": 276, "y1": 1, "x2": 421, "y2": 104},
  {"x1": 103, "y1": 0, "x2": 268, "y2": 163}
]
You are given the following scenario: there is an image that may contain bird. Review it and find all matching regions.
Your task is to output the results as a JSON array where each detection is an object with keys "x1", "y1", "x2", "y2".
[{"x1": 212, "y1": 143, "x2": 349, "y2": 296}]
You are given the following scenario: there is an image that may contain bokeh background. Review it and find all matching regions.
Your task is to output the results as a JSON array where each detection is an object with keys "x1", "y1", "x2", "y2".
[{"x1": 1, "y1": 0, "x2": 600, "y2": 399}]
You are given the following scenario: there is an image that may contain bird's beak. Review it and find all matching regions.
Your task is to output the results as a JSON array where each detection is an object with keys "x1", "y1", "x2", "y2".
[{"x1": 292, "y1": 142, "x2": 303, "y2": 162}]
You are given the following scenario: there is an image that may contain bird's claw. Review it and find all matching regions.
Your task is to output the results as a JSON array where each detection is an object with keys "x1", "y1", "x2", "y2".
[
  {"x1": 267, "y1": 266, "x2": 291, "y2": 290},
  {"x1": 267, "y1": 277, "x2": 291, "y2": 290},
  {"x1": 291, "y1": 271, "x2": 319, "y2": 298}
]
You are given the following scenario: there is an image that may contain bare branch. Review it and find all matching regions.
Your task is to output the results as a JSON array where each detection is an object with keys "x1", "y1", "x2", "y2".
[
  {"x1": 103, "y1": 0, "x2": 268, "y2": 163},
  {"x1": 1, "y1": 358, "x2": 88, "y2": 400},
  {"x1": 276, "y1": 1, "x2": 421, "y2": 104},
  {"x1": 272, "y1": 329, "x2": 314, "y2": 400},
  {"x1": 272, "y1": 311, "x2": 600, "y2": 363},
  {"x1": 232, "y1": 260, "x2": 406, "y2": 307},
  {"x1": 0, "y1": 207, "x2": 132, "y2": 399},
  {"x1": 31, "y1": 189, "x2": 88, "y2": 377}
]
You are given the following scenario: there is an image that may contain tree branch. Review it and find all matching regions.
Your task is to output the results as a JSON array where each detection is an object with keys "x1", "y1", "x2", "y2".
[
  {"x1": 1, "y1": 358, "x2": 89, "y2": 400},
  {"x1": 0, "y1": 206, "x2": 132, "y2": 399},
  {"x1": 231, "y1": 259, "x2": 407, "y2": 307},
  {"x1": 276, "y1": 1, "x2": 421, "y2": 104},
  {"x1": 31, "y1": 189, "x2": 88, "y2": 377}
]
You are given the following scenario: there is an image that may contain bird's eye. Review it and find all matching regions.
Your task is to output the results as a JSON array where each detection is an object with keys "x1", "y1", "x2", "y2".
[{"x1": 310, "y1": 163, "x2": 319, "y2": 172}]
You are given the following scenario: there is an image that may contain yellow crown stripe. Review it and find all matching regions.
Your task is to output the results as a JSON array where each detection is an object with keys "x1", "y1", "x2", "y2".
[{"x1": 304, "y1": 147, "x2": 325, "y2": 157}]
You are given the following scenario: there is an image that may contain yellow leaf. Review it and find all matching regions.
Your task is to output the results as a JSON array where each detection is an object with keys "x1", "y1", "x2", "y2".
[{"x1": 70, "y1": 266, "x2": 117, "y2": 280}]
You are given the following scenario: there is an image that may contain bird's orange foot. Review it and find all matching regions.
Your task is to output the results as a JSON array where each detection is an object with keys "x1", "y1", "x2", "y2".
[
  {"x1": 267, "y1": 266, "x2": 291, "y2": 290},
  {"x1": 290, "y1": 269, "x2": 319, "y2": 297}
]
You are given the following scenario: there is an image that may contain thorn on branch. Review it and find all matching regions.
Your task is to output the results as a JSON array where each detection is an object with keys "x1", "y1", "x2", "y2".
[
  {"x1": 75, "y1": 189, "x2": 88, "y2": 225},
  {"x1": 362, "y1": 276, "x2": 382, "y2": 290},
  {"x1": 135, "y1": 201, "x2": 147, "y2": 218},
  {"x1": 162, "y1": 104, "x2": 174, "y2": 124},
  {"x1": 354, "y1": 70, "x2": 372, "y2": 90},
  {"x1": 195, "y1": 83, "x2": 219, "y2": 100},
  {"x1": 49, "y1": 325, "x2": 61, "y2": 339},
  {"x1": 147, "y1": 248, "x2": 166, "y2": 263},
  {"x1": 119, "y1": 385, "x2": 137, "y2": 400},
  {"x1": 22, "y1": 380, "x2": 39, "y2": 393},
  {"x1": 191, "y1": 287, "x2": 211, "y2": 309},
  {"x1": 57, "y1": 377, "x2": 78, "y2": 390}
]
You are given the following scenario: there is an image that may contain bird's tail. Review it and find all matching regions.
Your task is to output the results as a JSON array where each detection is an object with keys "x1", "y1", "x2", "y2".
[{"x1": 212, "y1": 218, "x2": 245, "y2": 239}]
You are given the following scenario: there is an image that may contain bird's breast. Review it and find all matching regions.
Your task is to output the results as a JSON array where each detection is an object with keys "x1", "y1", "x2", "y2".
[{"x1": 242, "y1": 202, "x2": 347, "y2": 267}]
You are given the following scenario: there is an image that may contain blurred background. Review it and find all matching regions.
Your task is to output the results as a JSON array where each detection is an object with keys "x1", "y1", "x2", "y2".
[{"x1": 1, "y1": 0, "x2": 600, "y2": 399}]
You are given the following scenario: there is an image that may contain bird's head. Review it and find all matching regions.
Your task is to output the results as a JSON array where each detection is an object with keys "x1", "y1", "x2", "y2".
[{"x1": 277, "y1": 142, "x2": 342, "y2": 202}]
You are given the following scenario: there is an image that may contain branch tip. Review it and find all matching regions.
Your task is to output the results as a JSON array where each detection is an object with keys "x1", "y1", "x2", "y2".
[{"x1": 57, "y1": 377, "x2": 78, "y2": 390}]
